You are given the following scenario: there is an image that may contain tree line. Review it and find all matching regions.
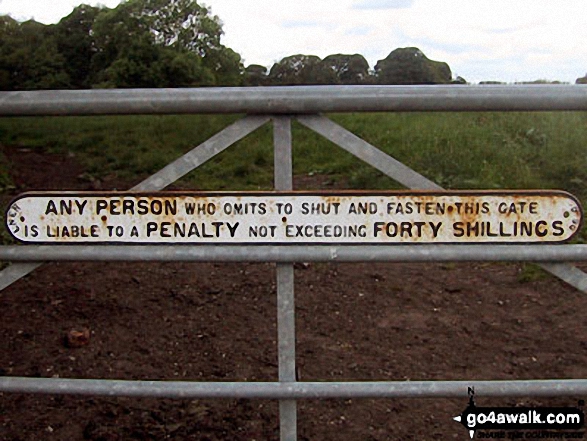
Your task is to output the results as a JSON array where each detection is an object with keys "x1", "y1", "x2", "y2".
[{"x1": 0, "y1": 0, "x2": 584, "y2": 90}]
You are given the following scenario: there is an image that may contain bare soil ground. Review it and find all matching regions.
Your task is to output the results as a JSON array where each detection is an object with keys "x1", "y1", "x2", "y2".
[{"x1": 1, "y1": 145, "x2": 586, "y2": 440}]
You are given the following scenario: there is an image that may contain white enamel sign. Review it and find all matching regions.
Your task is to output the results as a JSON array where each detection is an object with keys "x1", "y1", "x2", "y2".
[{"x1": 5, "y1": 191, "x2": 582, "y2": 244}]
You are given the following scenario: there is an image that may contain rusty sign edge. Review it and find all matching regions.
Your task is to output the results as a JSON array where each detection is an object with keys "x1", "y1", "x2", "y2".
[{"x1": 6, "y1": 189, "x2": 583, "y2": 245}]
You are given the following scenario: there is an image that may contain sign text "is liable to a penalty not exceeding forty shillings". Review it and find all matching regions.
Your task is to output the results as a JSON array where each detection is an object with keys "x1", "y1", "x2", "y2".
[{"x1": 5, "y1": 191, "x2": 582, "y2": 244}]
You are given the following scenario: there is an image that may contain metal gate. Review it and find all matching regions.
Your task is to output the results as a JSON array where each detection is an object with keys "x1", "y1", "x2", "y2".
[{"x1": 1, "y1": 85, "x2": 587, "y2": 440}]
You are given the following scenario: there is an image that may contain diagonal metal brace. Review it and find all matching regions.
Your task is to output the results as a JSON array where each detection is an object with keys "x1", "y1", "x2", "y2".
[
  {"x1": 297, "y1": 115, "x2": 443, "y2": 190},
  {"x1": 297, "y1": 114, "x2": 587, "y2": 294},
  {"x1": 133, "y1": 115, "x2": 269, "y2": 191},
  {"x1": 0, "y1": 115, "x2": 270, "y2": 291}
]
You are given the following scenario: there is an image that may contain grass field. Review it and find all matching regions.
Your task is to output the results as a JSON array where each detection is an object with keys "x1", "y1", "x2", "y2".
[
  {"x1": 0, "y1": 111, "x2": 586, "y2": 193},
  {"x1": 0, "y1": 111, "x2": 586, "y2": 244}
]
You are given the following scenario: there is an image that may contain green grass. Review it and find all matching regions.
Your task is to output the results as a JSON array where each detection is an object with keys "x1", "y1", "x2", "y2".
[
  {"x1": 0, "y1": 149, "x2": 15, "y2": 245},
  {"x1": 517, "y1": 263, "x2": 549, "y2": 283},
  {"x1": 326, "y1": 112, "x2": 587, "y2": 197},
  {"x1": 0, "y1": 111, "x2": 586, "y2": 198},
  {"x1": 0, "y1": 148, "x2": 14, "y2": 193},
  {"x1": 1, "y1": 111, "x2": 587, "y2": 241}
]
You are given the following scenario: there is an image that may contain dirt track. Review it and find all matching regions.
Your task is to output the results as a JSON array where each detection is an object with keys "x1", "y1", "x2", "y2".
[{"x1": 1, "y1": 145, "x2": 586, "y2": 440}]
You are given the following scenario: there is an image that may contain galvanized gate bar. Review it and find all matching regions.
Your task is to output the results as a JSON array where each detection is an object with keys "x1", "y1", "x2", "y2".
[
  {"x1": 1, "y1": 244, "x2": 587, "y2": 262},
  {"x1": 2, "y1": 86, "x2": 587, "y2": 440},
  {"x1": 0, "y1": 262, "x2": 43, "y2": 291},
  {"x1": 0, "y1": 115, "x2": 270, "y2": 291},
  {"x1": 297, "y1": 114, "x2": 443, "y2": 190},
  {"x1": 133, "y1": 115, "x2": 270, "y2": 191},
  {"x1": 273, "y1": 116, "x2": 297, "y2": 441},
  {"x1": 539, "y1": 263, "x2": 587, "y2": 292},
  {"x1": 3, "y1": 377, "x2": 587, "y2": 399},
  {"x1": 1, "y1": 85, "x2": 587, "y2": 116},
  {"x1": 298, "y1": 114, "x2": 587, "y2": 293}
]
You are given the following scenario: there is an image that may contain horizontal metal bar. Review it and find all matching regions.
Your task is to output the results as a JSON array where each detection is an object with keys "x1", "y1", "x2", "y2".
[
  {"x1": 1, "y1": 85, "x2": 587, "y2": 116},
  {"x1": 1, "y1": 377, "x2": 586, "y2": 399},
  {"x1": 1, "y1": 245, "x2": 587, "y2": 262}
]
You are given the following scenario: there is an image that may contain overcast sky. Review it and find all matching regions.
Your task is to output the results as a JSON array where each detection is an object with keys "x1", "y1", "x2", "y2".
[{"x1": 1, "y1": 0, "x2": 586, "y2": 84}]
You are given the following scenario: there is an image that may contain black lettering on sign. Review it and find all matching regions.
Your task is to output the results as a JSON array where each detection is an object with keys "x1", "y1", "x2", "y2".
[
  {"x1": 96, "y1": 200, "x2": 107, "y2": 215},
  {"x1": 451, "y1": 221, "x2": 561, "y2": 238},
  {"x1": 23, "y1": 225, "x2": 39, "y2": 238},
  {"x1": 146, "y1": 222, "x2": 157, "y2": 237},
  {"x1": 97, "y1": 199, "x2": 177, "y2": 216},
  {"x1": 223, "y1": 202, "x2": 266, "y2": 215},
  {"x1": 185, "y1": 202, "x2": 196, "y2": 215},
  {"x1": 122, "y1": 200, "x2": 134, "y2": 214},
  {"x1": 106, "y1": 225, "x2": 124, "y2": 237},
  {"x1": 145, "y1": 221, "x2": 240, "y2": 238},
  {"x1": 552, "y1": 220, "x2": 564, "y2": 236},
  {"x1": 285, "y1": 224, "x2": 366, "y2": 238},
  {"x1": 60, "y1": 200, "x2": 73, "y2": 215},
  {"x1": 453, "y1": 222, "x2": 464, "y2": 237},
  {"x1": 386, "y1": 201, "x2": 449, "y2": 215},
  {"x1": 45, "y1": 199, "x2": 88, "y2": 215},
  {"x1": 452, "y1": 202, "x2": 487, "y2": 215},
  {"x1": 430, "y1": 222, "x2": 442, "y2": 238},
  {"x1": 160, "y1": 222, "x2": 172, "y2": 237},
  {"x1": 300, "y1": 202, "x2": 341, "y2": 215},
  {"x1": 249, "y1": 225, "x2": 277, "y2": 238},
  {"x1": 535, "y1": 220, "x2": 548, "y2": 237},
  {"x1": 150, "y1": 200, "x2": 163, "y2": 215},
  {"x1": 498, "y1": 201, "x2": 538, "y2": 215},
  {"x1": 373, "y1": 222, "x2": 442, "y2": 238},
  {"x1": 46, "y1": 225, "x2": 99, "y2": 237},
  {"x1": 276, "y1": 203, "x2": 292, "y2": 215},
  {"x1": 226, "y1": 222, "x2": 239, "y2": 237},
  {"x1": 184, "y1": 202, "x2": 216, "y2": 215},
  {"x1": 387, "y1": 202, "x2": 407, "y2": 214},
  {"x1": 137, "y1": 200, "x2": 149, "y2": 215},
  {"x1": 348, "y1": 202, "x2": 377, "y2": 215}
]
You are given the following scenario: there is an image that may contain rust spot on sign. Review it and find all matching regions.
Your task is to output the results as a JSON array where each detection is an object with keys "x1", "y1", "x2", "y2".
[{"x1": 5, "y1": 190, "x2": 583, "y2": 245}]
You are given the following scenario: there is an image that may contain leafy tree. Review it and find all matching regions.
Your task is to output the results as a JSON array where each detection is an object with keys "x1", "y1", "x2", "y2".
[
  {"x1": 375, "y1": 47, "x2": 452, "y2": 85},
  {"x1": 90, "y1": 2, "x2": 153, "y2": 84},
  {"x1": 245, "y1": 64, "x2": 268, "y2": 86},
  {"x1": 140, "y1": 0, "x2": 244, "y2": 85},
  {"x1": 321, "y1": 54, "x2": 370, "y2": 84},
  {"x1": 52, "y1": 5, "x2": 101, "y2": 88},
  {"x1": 137, "y1": 0, "x2": 223, "y2": 55},
  {"x1": 97, "y1": 34, "x2": 164, "y2": 87},
  {"x1": 0, "y1": 17, "x2": 70, "y2": 90},
  {"x1": 94, "y1": 32, "x2": 216, "y2": 88},
  {"x1": 269, "y1": 54, "x2": 337, "y2": 85},
  {"x1": 451, "y1": 76, "x2": 467, "y2": 85},
  {"x1": 515, "y1": 79, "x2": 566, "y2": 84},
  {"x1": 90, "y1": 0, "x2": 240, "y2": 87},
  {"x1": 158, "y1": 50, "x2": 215, "y2": 87},
  {"x1": 202, "y1": 45, "x2": 243, "y2": 86},
  {"x1": 0, "y1": 16, "x2": 20, "y2": 89}
]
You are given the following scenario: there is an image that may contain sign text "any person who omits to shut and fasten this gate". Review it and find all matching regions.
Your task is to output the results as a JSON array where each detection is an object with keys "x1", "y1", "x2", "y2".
[{"x1": 5, "y1": 191, "x2": 582, "y2": 244}]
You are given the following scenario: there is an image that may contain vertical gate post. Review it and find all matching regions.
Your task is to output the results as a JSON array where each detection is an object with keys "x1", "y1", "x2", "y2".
[{"x1": 273, "y1": 116, "x2": 297, "y2": 440}]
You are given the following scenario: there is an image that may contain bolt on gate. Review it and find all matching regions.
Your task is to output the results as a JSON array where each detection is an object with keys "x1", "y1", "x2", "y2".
[{"x1": 1, "y1": 85, "x2": 587, "y2": 440}]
